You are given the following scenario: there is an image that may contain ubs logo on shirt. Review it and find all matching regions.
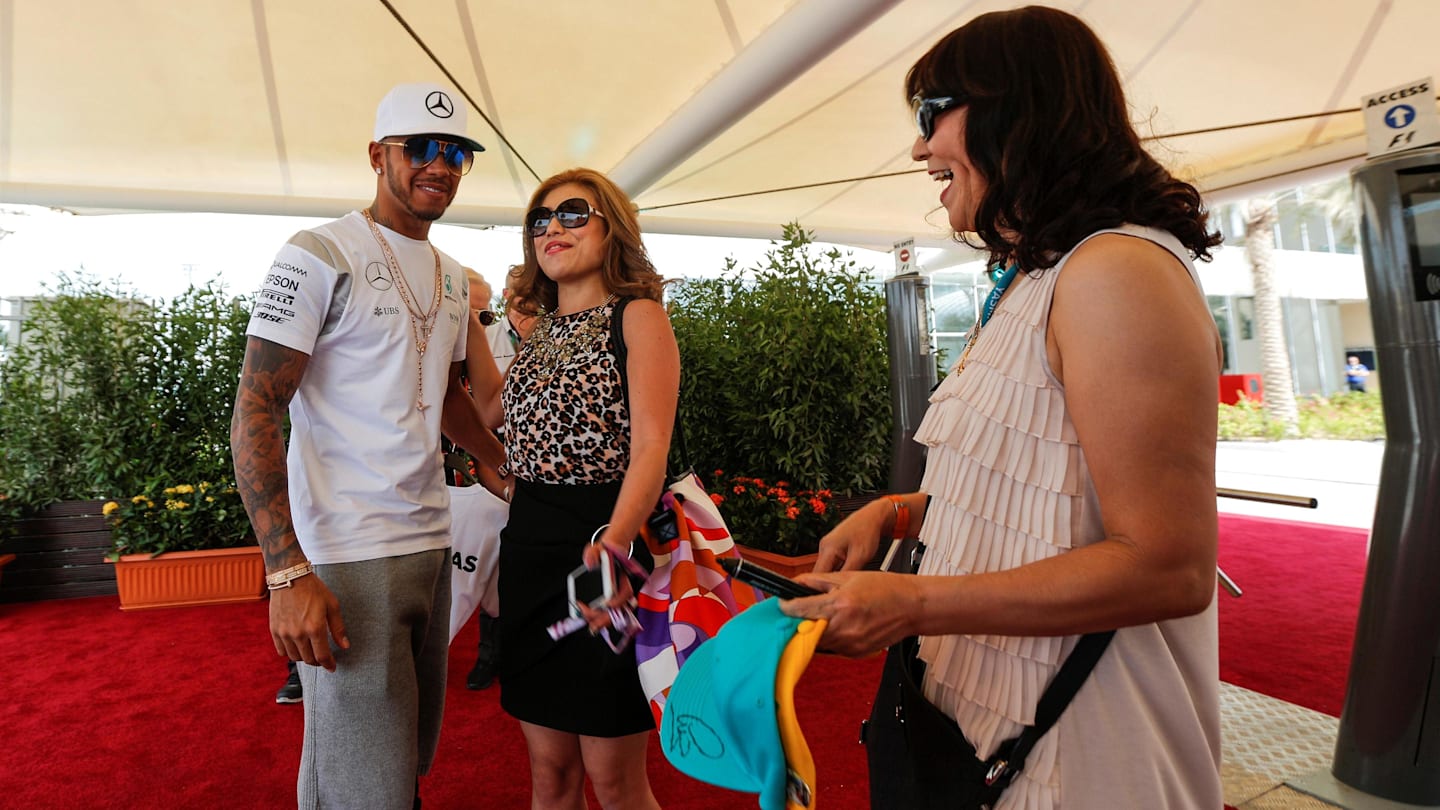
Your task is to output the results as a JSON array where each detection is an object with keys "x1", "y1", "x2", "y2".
[
  {"x1": 373, "y1": 306, "x2": 400, "y2": 317},
  {"x1": 366, "y1": 262, "x2": 394, "y2": 291}
]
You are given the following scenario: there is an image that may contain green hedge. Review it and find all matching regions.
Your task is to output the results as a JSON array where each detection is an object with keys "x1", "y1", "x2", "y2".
[
  {"x1": 1218, "y1": 392, "x2": 1386, "y2": 441},
  {"x1": 0, "y1": 274, "x2": 251, "y2": 547}
]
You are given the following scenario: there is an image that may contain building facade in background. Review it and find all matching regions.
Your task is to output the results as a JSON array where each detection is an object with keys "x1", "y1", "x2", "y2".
[{"x1": 927, "y1": 177, "x2": 1373, "y2": 397}]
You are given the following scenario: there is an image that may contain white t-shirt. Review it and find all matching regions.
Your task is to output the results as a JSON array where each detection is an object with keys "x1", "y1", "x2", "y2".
[
  {"x1": 487, "y1": 316, "x2": 522, "y2": 376},
  {"x1": 247, "y1": 210, "x2": 469, "y2": 565}
]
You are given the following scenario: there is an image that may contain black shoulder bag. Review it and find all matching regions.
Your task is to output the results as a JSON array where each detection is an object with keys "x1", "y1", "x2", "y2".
[{"x1": 863, "y1": 620, "x2": 1113, "y2": 808}]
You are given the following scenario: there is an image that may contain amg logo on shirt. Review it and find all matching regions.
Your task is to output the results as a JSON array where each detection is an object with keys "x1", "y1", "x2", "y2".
[{"x1": 257, "y1": 302, "x2": 296, "y2": 318}]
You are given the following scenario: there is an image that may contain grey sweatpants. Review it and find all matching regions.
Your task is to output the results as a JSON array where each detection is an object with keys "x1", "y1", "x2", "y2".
[{"x1": 297, "y1": 549, "x2": 451, "y2": 810}]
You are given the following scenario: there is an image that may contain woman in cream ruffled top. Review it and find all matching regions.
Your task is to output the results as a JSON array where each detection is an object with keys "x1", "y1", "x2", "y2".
[{"x1": 782, "y1": 7, "x2": 1225, "y2": 809}]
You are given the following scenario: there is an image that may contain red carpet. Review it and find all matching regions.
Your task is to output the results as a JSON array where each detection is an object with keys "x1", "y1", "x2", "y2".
[
  {"x1": 1217, "y1": 513, "x2": 1368, "y2": 717},
  {"x1": 0, "y1": 513, "x2": 1367, "y2": 807},
  {"x1": 0, "y1": 595, "x2": 877, "y2": 809}
]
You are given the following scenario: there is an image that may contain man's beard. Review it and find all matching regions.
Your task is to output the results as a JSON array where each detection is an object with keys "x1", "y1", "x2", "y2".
[{"x1": 386, "y1": 170, "x2": 448, "y2": 222}]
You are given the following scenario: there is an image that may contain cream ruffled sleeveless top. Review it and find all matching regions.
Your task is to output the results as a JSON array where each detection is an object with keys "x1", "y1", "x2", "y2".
[{"x1": 913, "y1": 225, "x2": 1222, "y2": 809}]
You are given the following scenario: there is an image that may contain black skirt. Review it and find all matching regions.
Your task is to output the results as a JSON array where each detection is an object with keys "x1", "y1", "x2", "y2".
[{"x1": 497, "y1": 478, "x2": 655, "y2": 737}]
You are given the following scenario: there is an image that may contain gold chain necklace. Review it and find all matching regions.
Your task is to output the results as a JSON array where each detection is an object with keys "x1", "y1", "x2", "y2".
[
  {"x1": 956, "y1": 324, "x2": 983, "y2": 372},
  {"x1": 527, "y1": 295, "x2": 616, "y2": 384},
  {"x1": 362, "y1": 209, "x2": 443, "y2": 411},
  {"x1": 957, "y1": 262, "x2": 1020, "y2": 372}
]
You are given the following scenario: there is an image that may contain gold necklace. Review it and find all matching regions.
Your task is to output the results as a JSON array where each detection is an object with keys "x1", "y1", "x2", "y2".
[
  {"x1": 527, "y1": 295, "x2": 616, "y2": 384},
  {"x1": 956, "y1": 324, "x2": 983, "y2": 372},
  {"x1": 957, "y1": 261, "x2": 1020, "y2": 372},
  {"x1": 362, "y1": 209, "x2": 443, "y2": 411}
]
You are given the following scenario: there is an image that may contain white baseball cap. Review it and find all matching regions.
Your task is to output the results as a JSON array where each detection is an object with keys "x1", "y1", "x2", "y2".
[{"x1": 373, "y1": 82, "x2": 485, "y2": 153}]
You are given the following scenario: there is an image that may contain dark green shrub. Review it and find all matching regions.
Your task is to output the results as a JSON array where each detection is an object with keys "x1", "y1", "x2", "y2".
[{"x1": 668, "y1": 223, "x2": 891, "y2": 496}]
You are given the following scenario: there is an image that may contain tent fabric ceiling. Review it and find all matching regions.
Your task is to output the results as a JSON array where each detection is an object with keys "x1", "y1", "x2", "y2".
[{"x1": 1, "y1": 0, "x2": 1435, "y2": 251}]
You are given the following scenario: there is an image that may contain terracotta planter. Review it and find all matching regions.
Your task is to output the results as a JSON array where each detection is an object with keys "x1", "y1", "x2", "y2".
[
  {"x1": 106, "y1": 546, "x2": 265, "y2": 611},
  {"x1": 736, "y1": 545, "x2": 819, "y2": 578}
]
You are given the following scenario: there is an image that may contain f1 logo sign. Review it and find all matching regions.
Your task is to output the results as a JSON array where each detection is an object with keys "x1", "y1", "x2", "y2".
[{"x1": 1363, "y1": 78, "x2": 1440, "y2": 157}]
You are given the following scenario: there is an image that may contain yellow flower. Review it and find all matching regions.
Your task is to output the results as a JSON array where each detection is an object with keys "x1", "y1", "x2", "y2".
[
  {"x1": 198, "y1": 482, "x2": 211, "y2": 492},
  {"x1": 131, "y1": 495, "x2": 147, "y2": 504},
  {"x1": 174, "y1": 484, "x2": 195, "y2": 495},
  {"x1": 165, "y1": 499, "x2": 189, "y2": 511},
  {"x1": 163, "y1": 487, "x2": 176, "y2": 496},
  {"x1": 205, "y1": 496, "x2": 215, "y2": 503},
  {"x1": 102, "y1": 501, "x2": 120, "y2": 516}
]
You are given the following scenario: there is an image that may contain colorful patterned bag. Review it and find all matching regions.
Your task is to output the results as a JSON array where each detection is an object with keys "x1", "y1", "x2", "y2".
[{"x1": 634, "y1": 469, "x2": 759, "y2": 726}]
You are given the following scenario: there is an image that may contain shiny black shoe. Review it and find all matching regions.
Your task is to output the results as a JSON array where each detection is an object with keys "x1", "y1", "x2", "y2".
[
  {"x1": 466, "y1": 654, "x2": 497, "y2": 691},
  {"x1": 275, "y1": 663, "x2": 303, "y2": 704}
]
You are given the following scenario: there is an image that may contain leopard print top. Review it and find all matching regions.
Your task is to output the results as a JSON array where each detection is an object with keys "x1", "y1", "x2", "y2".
[{"x1": 502, "y1": 300, "x2": 630, "y2": 484}]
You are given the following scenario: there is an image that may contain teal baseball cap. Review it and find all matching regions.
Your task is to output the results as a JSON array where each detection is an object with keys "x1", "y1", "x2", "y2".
[{"x1": 660, "y1": 597, "x2": 825, "y2": 810}]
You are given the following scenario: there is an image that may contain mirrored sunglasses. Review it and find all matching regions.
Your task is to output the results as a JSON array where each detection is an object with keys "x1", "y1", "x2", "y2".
[
  {"x1": 911, "y1": 94, "x2": 960, "y2": 141},
  {"x1": 377, "y1": 136, "x2": 475, "y2": 176},
  {"x1": 526, "y1": 197, "x2": 606, "y2": 237}
]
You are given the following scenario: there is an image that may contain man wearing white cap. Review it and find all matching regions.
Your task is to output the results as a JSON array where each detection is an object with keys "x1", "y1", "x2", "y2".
[{"x1": 232, "y1": 81, "x2": 502, "y2": 809}]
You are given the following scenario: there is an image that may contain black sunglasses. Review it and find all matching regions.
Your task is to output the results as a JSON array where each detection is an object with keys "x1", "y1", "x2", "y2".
[
  {"x1": 377, "y1": 136, "x2": 475, "y2": 176},
  {"x1": 911, "y1": 95, "x2": 960, "y2": 141},
  {"x1": 526, "y1": 198, "x2": 606, "y2": 237}
]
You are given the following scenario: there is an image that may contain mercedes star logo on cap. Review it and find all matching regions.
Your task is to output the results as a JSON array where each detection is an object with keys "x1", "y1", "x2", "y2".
[{"x1": 425, "y1": 91, "x2": 455, "y2": 119}]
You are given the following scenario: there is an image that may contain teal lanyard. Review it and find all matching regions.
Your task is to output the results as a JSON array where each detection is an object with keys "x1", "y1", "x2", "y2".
[{"x1": 979, "y1": 262, "x2": 1019, "y2": 327}]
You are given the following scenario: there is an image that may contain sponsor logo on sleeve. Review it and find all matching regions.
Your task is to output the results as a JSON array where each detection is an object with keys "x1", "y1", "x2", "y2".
[{"x1": 254, "y1": 260, "x2": 311, "y2": 325}]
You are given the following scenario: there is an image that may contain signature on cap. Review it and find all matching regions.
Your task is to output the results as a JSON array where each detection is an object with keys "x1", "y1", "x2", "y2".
[{"x1": 668, "y1": 715, "x2": 725, "y2": 759}]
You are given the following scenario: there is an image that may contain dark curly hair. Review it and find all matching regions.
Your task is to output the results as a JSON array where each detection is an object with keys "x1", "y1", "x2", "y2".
[
  {"x1": 905, "y1": 5, "x2": 1221, "y2": 272},
  {"x1": 512, "y1": 167, "x2": 668, "y2": 317}
]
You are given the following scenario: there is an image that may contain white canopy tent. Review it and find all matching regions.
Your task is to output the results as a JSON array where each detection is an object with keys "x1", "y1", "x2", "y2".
[{"x1": 1, "y1": 0, "x2": 1435, "y2": 258}]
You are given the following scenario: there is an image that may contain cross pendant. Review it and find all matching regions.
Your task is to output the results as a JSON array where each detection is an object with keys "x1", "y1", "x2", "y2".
[{"x1": 417, "y1": 400, "x2": 429, "y2": 411}]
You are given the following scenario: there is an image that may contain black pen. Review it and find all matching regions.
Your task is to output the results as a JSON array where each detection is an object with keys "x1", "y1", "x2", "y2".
[{"x1": 719, "y1": 556, "x2": 822, "y2": 599}]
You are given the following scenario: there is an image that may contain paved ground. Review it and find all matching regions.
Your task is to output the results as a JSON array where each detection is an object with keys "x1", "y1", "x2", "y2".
[{"x1": 1216, "y1": 440, "x2": 1385, "y2": 530}]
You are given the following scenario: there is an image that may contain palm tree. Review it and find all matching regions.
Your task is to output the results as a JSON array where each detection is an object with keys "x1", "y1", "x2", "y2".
[{"x1": 1244, "y1": 197, "x2": 1300, "y2": 436}]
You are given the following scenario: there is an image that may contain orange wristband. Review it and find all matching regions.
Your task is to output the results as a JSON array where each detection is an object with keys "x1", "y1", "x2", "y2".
[{"x1": 886, "y1": 495, "x2": 910, "y2": 540}]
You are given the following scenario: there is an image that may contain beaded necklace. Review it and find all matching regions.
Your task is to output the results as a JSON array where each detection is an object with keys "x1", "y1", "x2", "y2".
[
  {"x1": 956, "y1": 261, "x2": 1019, "y2": 372},
  {"x1": 362, "y1": 209, "x2": 443, "y2": 411},
  {"x1": 526, "y1": 295, "x2": 616, "y2": 385}
]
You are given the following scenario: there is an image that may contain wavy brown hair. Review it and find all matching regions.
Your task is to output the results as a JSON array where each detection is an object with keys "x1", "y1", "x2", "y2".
[
  {"x1": 512, "y1": 167, "x2": 667, "y2": 316},
  {"x1": 906, "y1": 5, "x2": 1221, "y2": 272}
]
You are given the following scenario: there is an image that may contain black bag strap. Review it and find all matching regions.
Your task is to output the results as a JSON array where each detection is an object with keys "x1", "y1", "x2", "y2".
[
  {"x1": 609, "y1": 297, "x2": 690, "y2": 474},
  {"x1": 986, "y1": 629, "x2": 1115, "y2": 787}
]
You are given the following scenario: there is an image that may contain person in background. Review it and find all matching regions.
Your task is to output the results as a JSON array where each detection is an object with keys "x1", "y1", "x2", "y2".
[
  {"x1": 1345, "y1": 355, "x2": 1370, "y2": 393},
  {"x1": 475, "y1": 168, "x2": 676, "y2": 810},
  {"x1": 462, "y1": 268, "x2": 536, "y2": 691},
  {"x1": 783, "y1": 7, "x2": 1224, "y2": 808},
  {"x1": 232, "y1": 81, "x2": 503, "y2": 809}
]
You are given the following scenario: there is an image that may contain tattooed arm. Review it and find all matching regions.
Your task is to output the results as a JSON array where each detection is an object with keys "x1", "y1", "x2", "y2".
[{"x1": 231, "y1": 335, "x2": 349, "y2": 671}]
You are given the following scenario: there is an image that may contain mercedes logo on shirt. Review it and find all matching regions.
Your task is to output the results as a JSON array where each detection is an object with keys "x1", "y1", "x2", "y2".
[
  {"x1": 365, "y1": 261, "x2": 393, "y2": 291},
  {"x1": 425, "y1": 91, "x2": 455, "y2": 119}
]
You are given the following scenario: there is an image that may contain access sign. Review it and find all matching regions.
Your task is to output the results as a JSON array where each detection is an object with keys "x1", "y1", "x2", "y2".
[{"x1": 1362, "y1": 77, "x2": 1440, "y2": 158}]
